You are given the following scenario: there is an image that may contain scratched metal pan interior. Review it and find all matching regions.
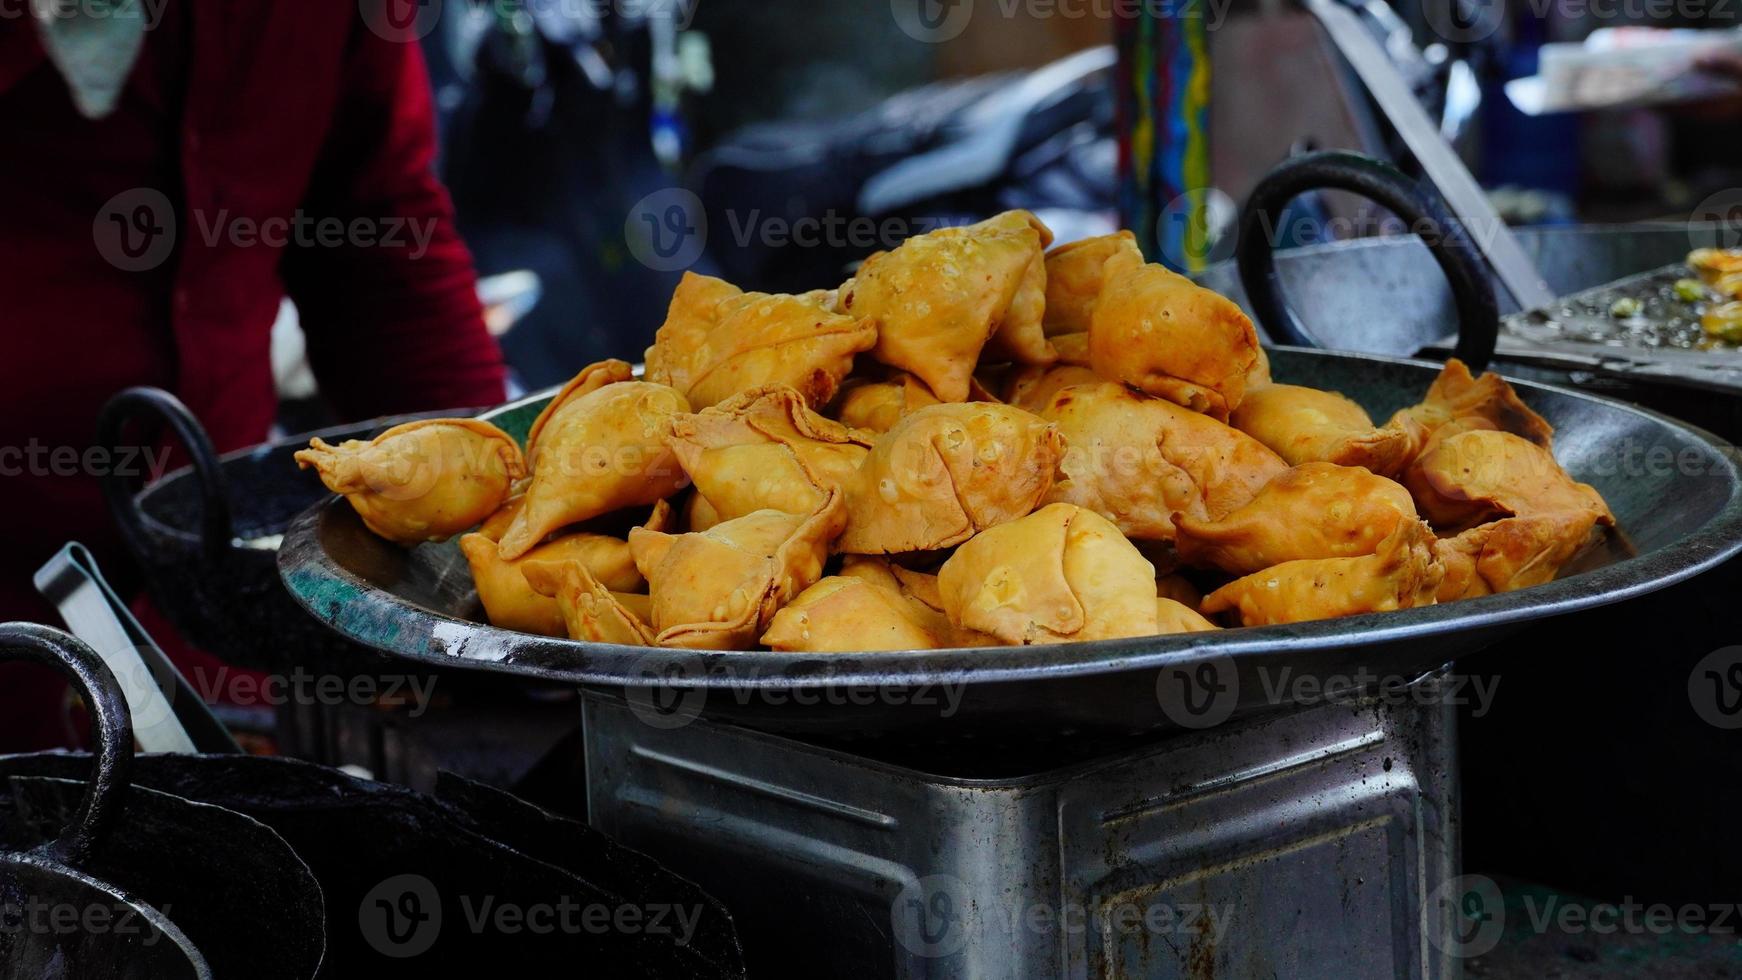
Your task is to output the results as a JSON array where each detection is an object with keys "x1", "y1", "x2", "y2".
[{"x1": 278, "y1": 347, "x2": 1742, "y2": 739}]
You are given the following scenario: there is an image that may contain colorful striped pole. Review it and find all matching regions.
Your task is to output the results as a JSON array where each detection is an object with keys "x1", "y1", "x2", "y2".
[{"x1": 1117, "y1": 0, "x2": 1213, "y2": 273}]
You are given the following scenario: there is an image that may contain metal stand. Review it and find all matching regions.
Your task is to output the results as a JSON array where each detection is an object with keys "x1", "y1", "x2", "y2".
[{"x1": 585, "y1": 672, "x2": 1461, "y2": 978}]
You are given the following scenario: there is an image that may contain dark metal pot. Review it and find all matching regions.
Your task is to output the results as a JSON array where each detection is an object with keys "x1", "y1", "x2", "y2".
[{"x1": 95, "y1": 388, "x2": 417, "y2": 674}]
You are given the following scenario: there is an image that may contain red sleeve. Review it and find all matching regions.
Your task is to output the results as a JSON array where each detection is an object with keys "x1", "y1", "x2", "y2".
[{"x1": 282, "y1": 26, "x2": 506, "y2": 421}]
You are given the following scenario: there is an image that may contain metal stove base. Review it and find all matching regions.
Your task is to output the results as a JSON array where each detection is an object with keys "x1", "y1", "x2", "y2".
[{"x1": 584, "y1": 676, "x2": 1459, "y2": 979}]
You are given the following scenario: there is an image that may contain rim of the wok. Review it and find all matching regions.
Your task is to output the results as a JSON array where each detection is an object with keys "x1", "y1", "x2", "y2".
[{"x1": 278, "y1": 347, "x2": 1742, "y2": 690}]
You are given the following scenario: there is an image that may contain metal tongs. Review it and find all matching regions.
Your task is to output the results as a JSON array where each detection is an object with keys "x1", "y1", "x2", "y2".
[{"x1": 34, "y1": 543, "x2": 240, "y2": 755}]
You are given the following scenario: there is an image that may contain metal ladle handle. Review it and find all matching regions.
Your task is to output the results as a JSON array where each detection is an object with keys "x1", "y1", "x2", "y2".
[
  {"x1": 1234, "y1": 150, "x2": 1500, "y2": 372},
  {"x1": 0, "y1": 622, "x2": 134, "y2": 867}
]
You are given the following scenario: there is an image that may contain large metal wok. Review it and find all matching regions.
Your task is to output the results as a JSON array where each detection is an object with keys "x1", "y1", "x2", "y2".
[
  {"x1": 1198, "y1": 151, "x2": 1742, "y2": 435},
  {"x1": 279, "y1": 346, "x2": 1742, "y2": 740}
]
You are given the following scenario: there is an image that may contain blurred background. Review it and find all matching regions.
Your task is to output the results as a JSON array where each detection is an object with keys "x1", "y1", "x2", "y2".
[{"x1": 330, "y1": 0, "x2": 1742, "y2": 405}]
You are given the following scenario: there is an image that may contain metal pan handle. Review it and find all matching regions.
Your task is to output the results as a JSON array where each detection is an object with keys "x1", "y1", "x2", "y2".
[
  {"x1": 95, "y1": 387, "x2": 233, "y2": 565},
  {"x1": 1234, "y1": 150, "x2": 1500, "y2": 372},
  {"x1": 0, "y1": 622, "x2": 134, "y2": 866}
]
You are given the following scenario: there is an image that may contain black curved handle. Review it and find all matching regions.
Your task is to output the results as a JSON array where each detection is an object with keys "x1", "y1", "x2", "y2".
[
  {"x1": 0, "y1": 622, "x2": 134, "y2": 867},
  {"x1": 95, "y1": 387, "x2": 232, "y2": 564},
  {"x1": 1235, "y1": 151, "x2": 1499, "y2": 372}
]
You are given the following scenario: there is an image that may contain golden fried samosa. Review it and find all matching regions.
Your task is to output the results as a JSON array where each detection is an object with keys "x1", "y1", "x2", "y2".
[
  {"x1": 1387, "y1": 358, "x2": 1553, "y2": 450},
  {"x1": 296, "y1": 418, "x2": 525, "y2": 546},
  {"x1": 1172, "y1": 462, "x2": 1418, "y2": 575},
  {"x1": 525, "y1": 359, "x2": 635, "y2": 457},
  {"x1": 1087, "y1": 246, "x2": 1261, "y2": 420},
  {"x1": 1200, "y1": 518, "x2": 1444, "y2": 626},
  {"x1": 843, "y1": 210, "x2": 1054, "y2": 402},
  {"x1": 1041, "y1": 231, "x2": 1142, "y2": 336},
  {"x1": 1155, "y1": 573, "x2": 1202, "y2": 609},
  {"x1": 838, "y1": 402, "x2": 1064, "y2": 554},
  {"x1": 957, "y1": 211, "x2": 1057, "y2": 366},
  {"x1": 1230, "y1": 384, "x2": 1418, "y2": 477},
  {"x1": 1157, "y1": 597, "x2": 1220, "y2": 634},
  {"x1": 833, "y1": 371, "x2": 943, "y2": 434},
  {"x1": 521, "y1": 559, "x2": 658, "y2": 645},
  {"x1": 645, "y1": 272, "x2": 876, "y2": 409},
  {"x1": 629, "y1": 494, "x2": 847, "y2": 649},
  {"x1": 460, "y1": 502, "x2": 673, "y2": 637},
  {"x1": 497, "y1": 381, "x2": 691, "y2": 559},
  {"x1": 761, "y1": 557, "x2": 993, "y2": 651},
  {"x1": 1433, "y1": 510, "x2": 1605, "y2": 602},
  {"x1": 1247, "y1": 343, "x2": 1273, "y2": 389},
  {"x1": 665, "y1": 385, "x2": 875, "y2": 522},
  {"x1": 1039, "y1": 382, "x2": 1286, "y2": 541},
  {"x1": 1049, "y1": 330, "x2": 1092, "y2": 366},
  {"x1": 1002, "y1": 363, "x2": 1102, "y2": 414},
  {"x1": 937, "y1": 503, "x2": 1158, "y2": 644},
  {"x1": 1402, "y1": 428, "x2": 1613, "y2": 534},
  {"x1": 684, "y1": 491, "x2": 722, "y2": 533}
]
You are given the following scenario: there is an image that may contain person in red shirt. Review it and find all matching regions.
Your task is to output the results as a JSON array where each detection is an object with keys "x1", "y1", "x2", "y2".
[{"x1": 1, "y1": 2, "x2": 507, "y2": 750}]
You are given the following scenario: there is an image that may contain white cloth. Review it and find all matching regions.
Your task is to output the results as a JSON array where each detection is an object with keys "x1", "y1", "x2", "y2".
[{"x1": 32, "y1": 0, "x2": 151, "y2": 119}]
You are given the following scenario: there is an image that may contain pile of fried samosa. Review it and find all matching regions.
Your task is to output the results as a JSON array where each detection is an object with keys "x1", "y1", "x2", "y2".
[{"x1": 298, "y1": 212, "x2": 1615, "y2": 651}]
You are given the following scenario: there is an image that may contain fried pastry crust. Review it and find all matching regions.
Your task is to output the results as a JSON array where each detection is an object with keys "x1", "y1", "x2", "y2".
[
  {"x1": 1402, "y1": 428, "x2": 1613, "y2": 533},
  {"x1": 761, "y1": 556, "x2": 994, "y2": 651},
  {"x1": 843, "y1": 210, "x2": 1055, "y2": 402},
  {"x1": 1040, "y1": 231, "x2": 1141, "y2": 336},
  {"x1": 522, "y1": 559, "x2": 659, "y2": 645},
  {"x1": 1087, "y1": 246, "x2": 1261, "y2": 420},
  {"x1": 1231, "y1": 383, "x2": 1418, "y2": 477},
  {"x1": 1173, "y1": 462, "x2": 1418, "y2": 575},
  {"x1": 461, "y1": 501, "x2": 672, "y2": 637},
  {"x1": 1039, "y1": 382, "x2": 1286, "y2": 541},
  {"x1": 665, "y1": 385, "x2": 875, "y2": 523},
  {"x1": 1433, "y1": 510, "x2": 1605, "y2": 602},
  {"x1": 1200, "y1": 518, "x2": 1444, "y2": 626},
  {"x1": 497, "y1": 380, "x2": 691, "y2": 559},
  {"x1": 838, "y1": 402, "x2": 1063, "y2": 554},
  {"x1": 646, "y1": 273, "x2": 876, "y2": 409},
  {"x1": 1387, "y1": 358, "x2": 1554, "y2": 451},
  {"x1": 296, "y1": 418, "x2": 525, "y2": 546},
  {"x1": 938, "y1": 503, "x2": 1160, "y2": 644},
  {"x1": 629, "y1": 492, "x2": 847, "y2": 649}
]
